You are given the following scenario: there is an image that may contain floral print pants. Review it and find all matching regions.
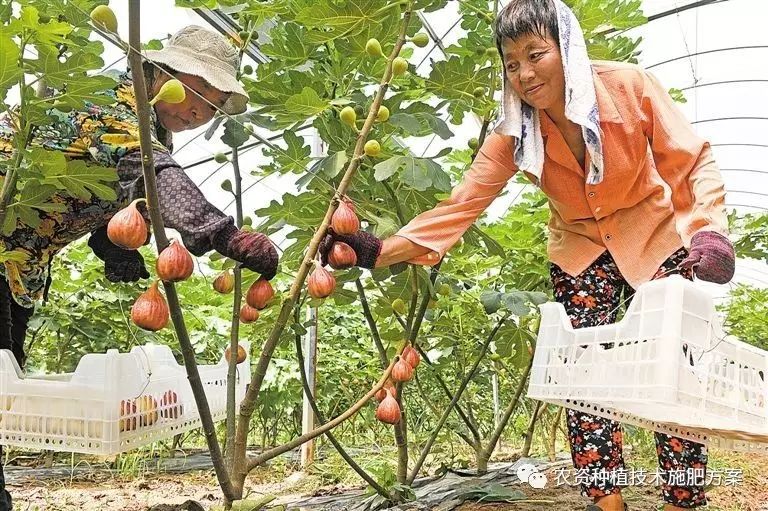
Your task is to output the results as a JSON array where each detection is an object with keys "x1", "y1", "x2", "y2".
[{"x1": 550, "y1": 249, "x2": 708, "y2": 508}]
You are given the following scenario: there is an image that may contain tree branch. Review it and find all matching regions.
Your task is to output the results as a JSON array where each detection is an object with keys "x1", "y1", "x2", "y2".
[
  {"x1": 415, "y1": 345, "x2": 481, "y2": 444},
  {"x1": 355, "y1": 278, "x2": 388, "y2": 369},
  {"x1": 225, "y1": 145, "x2": 245, "y2": 471},
  {"x1": 479, "y1": 353, "x2": 534, "y2": 467},
  {"x1": 127, "y1": 0, "x2": 233, "y2": 499},
  {"x1": 246, "y1": 355, "x2": 400, "y2": 471},
  {"x1": 234, "y1": 9, "x2": 414, "y2": 483},
  {"x1": 522, "y1": 400, "x2": 545, "y2": 458},
  {"x1": 413, "y1": 372, "x2": 476, "y2": 448},
  {"x1": 407, "y1": 314, "x2": 508, "y2": 483},
  {"x1": 293, "y1": 307, "x2": 391, "y2": 499}
]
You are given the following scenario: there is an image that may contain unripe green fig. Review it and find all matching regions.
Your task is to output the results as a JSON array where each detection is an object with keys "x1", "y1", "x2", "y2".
[
  {"x1": 149, "y1": 79, "x2": 186, "y2": 106},
  {"x1": 243, "y1": 216, "x2": 252, "y2": 226},
  {"x1": 473, "y1": 86, "x2": 485, "y2": 98},
  {"x1": 366, "y1": 38, "x2": 383, "y2": 57},
  {"x1": 214, "y1": 153, "x2": 229, "y2": 164},
  {"x1": 392, "y1": 57, "x2": 408, "y2": 76},
  {"x1": 468, "y1": 137, "x2": 479, "y2": 150},
  {"x1": 376, "y1": 105, "x2": 390, "y2": 123},
  {"x1": 354, "y1": 105, "x2": 365, "y2": 116},
  {"x1": 340, "y1": 106, "x2": 357, "y2": 128},
  {"x1": 392, "y1": 298, "x2": 407, "y2": 315},
  {"x1": 90, "y1": 5, "x2": 118, "y2": 33},
  {"x1": 238, "y1": 30, "x2": 250, "y2": 41},
  {"x1": 221, "y1": 179, "x2": 233, "y2": 192},
  {"x1": 411, "y1": 33, "x2": 429, "y2": 48},
  {"x1": 243, "y1": 64, "x2": 253, "y2": 75},
  {"x1": 485, "y1": 47, "x2": 498, "y2": 57},
  {"x1": 364, "y1": 140, "x2": 381, "y2": 157}
]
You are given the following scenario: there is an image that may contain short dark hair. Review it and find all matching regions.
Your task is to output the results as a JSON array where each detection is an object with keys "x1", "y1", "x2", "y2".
[{"x1": 494, "y1": 0, "x2": 560, "y2": 57}]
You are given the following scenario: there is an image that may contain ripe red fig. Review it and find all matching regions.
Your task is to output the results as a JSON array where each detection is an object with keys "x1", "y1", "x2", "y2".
[
  {"x1": 213, "y1": 270, "x2": 235, "y2": 294},
  {"x1": 308, "y1": 265, "x2": 336, "y2": 299},
  {"x1": 156, "y1": 239, "x2": 194, "y2": 282},
  {"x1": 246, "y1": 277, "x2": 274, "y2": 310},
  {"x1": 160, "y1": 390, "x2": 183, "y2": 419},
  {"x1": 331, "y1": 199, "x2": 360, "y2": 235},
  {"x1": 375, "y1": 389, "x2": 401, "y2": 425},
  {"x1": 403, "y1": 346, "x2": 421, "y2": 369},
  {"x1": 225, "y1": 344, "x2": 247, "y2": 364},
  {"x1": 328, "y1": 242, "x2": 357, "y2": 269},
  {"x1": 108, "y1": 199, "x2": 149, "y2": 249},
  {"x1": 119, "y1": 399, "x2": 137, "y2": 432},
  {"x1": 375, "y1": 380, "x2": 398, "y2": 402},
  {"x1": 391, "y1": 358, "x2": 414, "y2": 382},
  {"x1": 239, "y1": 304, "x2": 260, "y2": 323},
  {"x1": 131, "y1": 281, "x2": 169, "y2": 331}
]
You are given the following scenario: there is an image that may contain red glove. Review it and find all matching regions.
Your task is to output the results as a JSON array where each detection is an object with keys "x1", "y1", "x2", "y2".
[{"x1": 680, "y1": 231, "x2": 735, "y2": 284}]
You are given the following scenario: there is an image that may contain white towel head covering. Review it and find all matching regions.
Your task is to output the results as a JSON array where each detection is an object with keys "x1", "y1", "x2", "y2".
[{"x1": 493, "y1": 0, "x2": 604, "y2": 185}]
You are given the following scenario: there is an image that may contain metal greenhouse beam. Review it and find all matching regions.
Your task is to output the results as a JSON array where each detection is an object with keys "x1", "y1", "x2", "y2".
[
  {"x1": 193, "y1": 7, "x2": 270, "y2": 64},
  {"x1": 681, "y1": 79, "x2": 768, "y2": 91},
  {"x1": 597, "y1": 0, "x2": 730, "y2": 37},
  {"x1": 692, "y1": 117, "x2": 768, "y2": 125},
  {"x1": 647, "y1": 45, "x2": 768, "y2": 69}
]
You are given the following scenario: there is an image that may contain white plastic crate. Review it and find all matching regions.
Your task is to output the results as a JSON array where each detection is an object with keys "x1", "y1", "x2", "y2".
[
  {"x1": 528, "y1": 275, "x2": 768, "y2": 452},
  {"x1": 0, "y1": 342, "x2": 250, "y2": 455}
]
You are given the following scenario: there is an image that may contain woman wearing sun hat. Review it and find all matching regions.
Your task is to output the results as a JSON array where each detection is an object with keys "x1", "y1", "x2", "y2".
[
  {"x1": 0, "y1": 25, "x2": 276, "y2": 509},
  {"x1": 318, "y1": 1, "x2": 734, "y2": 510}
]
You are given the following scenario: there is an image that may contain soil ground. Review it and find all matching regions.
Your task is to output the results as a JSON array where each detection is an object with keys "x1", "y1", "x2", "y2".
[{"x1": 8, "y1": 448, "x2": 768, "y2": 510}]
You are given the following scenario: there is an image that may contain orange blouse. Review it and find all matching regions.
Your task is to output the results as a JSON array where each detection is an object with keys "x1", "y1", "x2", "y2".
[{"x1": 394, "y1": 61, "x2": 729, "y2": 288}]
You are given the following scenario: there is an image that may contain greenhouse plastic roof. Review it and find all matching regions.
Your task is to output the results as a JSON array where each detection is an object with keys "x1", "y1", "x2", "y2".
[{"x1": 95, "y1": 0, "x2": 768, "y2": 293}]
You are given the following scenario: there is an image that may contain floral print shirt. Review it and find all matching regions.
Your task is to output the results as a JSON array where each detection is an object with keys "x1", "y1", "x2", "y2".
[{"x1": 0, "y1": 71, "x2": 233, "y2": 307}]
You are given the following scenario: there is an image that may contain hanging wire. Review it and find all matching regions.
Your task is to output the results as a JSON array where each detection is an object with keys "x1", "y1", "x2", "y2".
[
  {"x1": 728, "y1": 190, "x2": 768, "y2": 198},
  {"x1": 417, "y1": 16, "x2": 462, "y2": 69},
  {"x1": 673, "y1": 0, "x2": 699, "y2": 87},
  {"x1": 726, "y1": 203, "x2": 768, "y2": 211}
]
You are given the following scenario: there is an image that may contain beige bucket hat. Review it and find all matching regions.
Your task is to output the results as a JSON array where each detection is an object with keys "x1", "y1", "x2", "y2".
[{"x1": 145, "y1": 25, "x2": 248, "y2": 115}]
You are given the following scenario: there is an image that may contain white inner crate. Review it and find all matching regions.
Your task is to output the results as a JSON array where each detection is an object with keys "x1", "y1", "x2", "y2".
[
  {"x1": 0, "y1": 342, "x2": 249, "y2": 455},
  {"x1": 528, "y1": 275, "x2": 768, "y2": 452}
]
